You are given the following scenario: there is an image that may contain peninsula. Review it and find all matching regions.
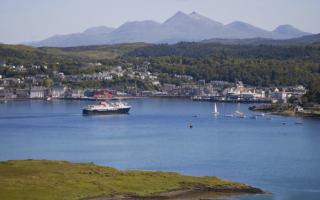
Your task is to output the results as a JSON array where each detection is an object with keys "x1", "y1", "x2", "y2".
[{"x1": 0, "y1": 160, "x2": 264, "y2": 200}]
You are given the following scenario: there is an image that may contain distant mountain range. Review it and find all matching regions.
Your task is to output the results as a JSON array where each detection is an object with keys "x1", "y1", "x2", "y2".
[{"x1": 29, "y1": 11, "x2": 313, "y2": 47}]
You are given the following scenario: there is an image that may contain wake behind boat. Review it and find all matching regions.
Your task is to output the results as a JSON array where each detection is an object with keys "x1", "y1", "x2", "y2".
[{"x1": 83, "y1": 101, "x2": 131, "y2": 115}]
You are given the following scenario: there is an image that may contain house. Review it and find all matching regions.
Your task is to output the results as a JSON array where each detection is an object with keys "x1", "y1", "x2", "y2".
[
  {"x1": 93, "y1": 90, "x2": 113, "y2": 99},
  {"x1": 15, "y1": 89, "x2": 30, "y2": 99},
  {"x1": 271, "y1": 88, "x2": 288, "y2": 103},
  {"x1": 30, "y1": 87, "x2": 48, "y2": 99},
  {"x1": 71, "y1": 89, "x2": 84, "y2": 98},
  {"x1": 51, "y1": 85, "x2": 67, "y2": 98},
  {"x1": 0, "y1": 78, "x2": 21, "y2": 86},
  {"x1": 35, "y1": 74, "x2": 49, "y2": 81},
  {"x1": 24, "y1": 76, "x2": 36, "y2": 84},
  {"x1": 295, "y1": 105, "x2": 304, "y2": 112},
  {"x1": 0, "y1": 89, "x2": 15, "y2": 99}
]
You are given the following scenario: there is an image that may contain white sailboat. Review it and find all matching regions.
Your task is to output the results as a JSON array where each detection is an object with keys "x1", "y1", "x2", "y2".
[{"x1": 212, "y1": 103, "x2": 219, "y2": 115}]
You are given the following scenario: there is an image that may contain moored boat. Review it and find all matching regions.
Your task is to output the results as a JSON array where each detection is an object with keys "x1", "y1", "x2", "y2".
[
  {"x1": 83, "y1": 101, "x2": 131, "y2": 115},
  {"x1": 0, "y1": 100, "x2": 8, "y2": 104},
  {"x1": 234, "y1": 110, "x2": 245, "y2": 118}
]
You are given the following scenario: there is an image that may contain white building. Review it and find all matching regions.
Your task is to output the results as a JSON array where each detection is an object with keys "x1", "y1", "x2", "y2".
[
  {"x1": 52, "y1": 86, "x2": 67, "y2": 98},
  {"x1": 30, "y1": 87, "x2": 47, "y2": 99}
]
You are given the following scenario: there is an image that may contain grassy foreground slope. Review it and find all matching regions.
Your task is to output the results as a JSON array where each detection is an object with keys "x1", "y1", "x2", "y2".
[{"x1": 0, "y1": 160, "x2": 262, "y2": 200}]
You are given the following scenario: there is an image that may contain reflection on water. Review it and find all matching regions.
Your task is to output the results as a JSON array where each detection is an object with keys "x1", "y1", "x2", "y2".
[{"x1": 0, "y1": 98, "x2": 320, "y2": 200}]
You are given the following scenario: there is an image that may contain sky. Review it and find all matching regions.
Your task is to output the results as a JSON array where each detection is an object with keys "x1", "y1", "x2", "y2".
[{"x1": 0, "y1": 0, "x2": 319, "y2": 44}]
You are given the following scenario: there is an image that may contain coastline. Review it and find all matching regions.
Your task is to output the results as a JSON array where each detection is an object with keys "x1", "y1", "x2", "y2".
[
  {"x1": 249, "y1": 104, "x2": 320, "y2": 118},
  {"x1": 0, "y1": 160, "x2": 264, "y2": 200},
  {"x1": 85, "y1": 190, "x2": 265, "y2": 200},
  {"x1": 85, "y1": 188, "x2": 265, "y2": 200}
]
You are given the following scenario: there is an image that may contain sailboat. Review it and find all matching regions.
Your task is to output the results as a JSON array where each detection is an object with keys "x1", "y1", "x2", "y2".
[{"x1": 212, "y1": 103, "x2": 219, "y2": 115}]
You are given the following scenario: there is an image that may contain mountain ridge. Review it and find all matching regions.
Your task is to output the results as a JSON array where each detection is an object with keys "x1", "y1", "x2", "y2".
[{"x1": 29, "y1": 11, "x2": 312, "y2": 47}]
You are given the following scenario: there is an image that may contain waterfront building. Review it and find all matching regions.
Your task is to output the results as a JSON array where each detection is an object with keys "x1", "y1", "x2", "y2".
[
  {"x1": 15, "y1": 89, "x2": 30, "y2": 99},
  {"x1": 51, "y1": 85, "x2": 67, "y2": 98},
  {"x1": 71, "y1": 89, "x2": 85, "y2": 98},
  {"x1": 0, "y1": 88, "x2": 15, "y2": 99},
  {"x1": 30, "y1": 87, "x2": 48, "y2": 99}
]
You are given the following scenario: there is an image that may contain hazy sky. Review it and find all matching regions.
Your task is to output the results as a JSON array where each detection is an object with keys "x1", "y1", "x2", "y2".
[{"x1": 1, "y1": 0, "x2": 319, "y2": 44}]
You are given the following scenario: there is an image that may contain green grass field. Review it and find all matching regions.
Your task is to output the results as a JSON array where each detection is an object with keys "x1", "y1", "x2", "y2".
[{"x1": 0, "y1": 160, "x2": 257, "y2": 200}]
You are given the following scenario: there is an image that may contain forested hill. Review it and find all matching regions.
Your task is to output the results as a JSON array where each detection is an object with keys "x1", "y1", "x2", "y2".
[
  {"x1": 1, "y1": 42, "x2": 320, "y2": 88},
  {"x1": 126, "y1": 42, "x2": 320, "y2": 61},
  {"x1": 0, "y1": 43, "x2": 149, "y2": 64},
  {"x1": 201, "y1": 33, "x2": 320, "y2": 46},
  {"x1": 126, "y1": 42, "x2": 320, "y2": 87}
]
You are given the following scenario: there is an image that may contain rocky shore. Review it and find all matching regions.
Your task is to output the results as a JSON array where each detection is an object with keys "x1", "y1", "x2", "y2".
[{"x1": 85, "y1": 185, "x2": 264, "y2": 200}]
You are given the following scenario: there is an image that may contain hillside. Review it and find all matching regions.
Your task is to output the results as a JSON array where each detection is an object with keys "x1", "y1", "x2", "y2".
[
  {"x1": 42, "y1": 43, "x2": 150, "y2": 60},
  {"x1": 126, "y1": 42, "x2": 320, "y2": 87},
  {"x1": 126, "y1": 42, "x2": 320, "y2": 60},
  {"x1": 0, "y1": 43, "x2": 150, "y2": 64}
]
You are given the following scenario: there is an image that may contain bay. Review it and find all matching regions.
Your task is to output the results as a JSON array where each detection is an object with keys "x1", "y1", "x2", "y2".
[{"x1": 0, "y1": 98, "x2": 320, "y2": 200}]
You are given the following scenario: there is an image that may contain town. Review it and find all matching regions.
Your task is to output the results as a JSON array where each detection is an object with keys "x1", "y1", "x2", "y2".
[{"x1": 0, "y1": 61, "x2": 307, "y2": 104}]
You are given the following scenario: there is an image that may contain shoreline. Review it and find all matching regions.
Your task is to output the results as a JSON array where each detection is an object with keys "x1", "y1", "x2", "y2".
[
  {"x1": 249, "y1": 104, "x2": 320, "y2": 118},
  {"x1": 85, "y1": 188, "x2": 265, "y2": 200},
  {"x1": 0, "y1": 96, "x2": 190, "y2": 102},
  {"x1": 85, "y1": 190, "x2": 265, "y2": 200}
]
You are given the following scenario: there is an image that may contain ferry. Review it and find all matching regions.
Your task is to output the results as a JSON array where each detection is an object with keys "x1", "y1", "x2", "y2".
[{"x1": 83, "y1": 101, "x2": 131, "y2": 115}]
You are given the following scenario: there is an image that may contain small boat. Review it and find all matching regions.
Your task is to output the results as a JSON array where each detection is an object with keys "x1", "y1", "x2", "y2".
[
  {"x1": 257, "y1": 113, "x2": 265, "y2": 117},
  {"x1": 282, "y1": 122, "x2": 287, "y2": 125},
  {"x1": 0, "y1": 100, "x2": 8, "y2": 104},
  {"x1": 46, "y1": 97, "x2": 52, "y2": 101},
  {"x1": 212, "y1": 103, "x2": 219, "y2": 115},
  {"x1": 234, "y1": 110, "x2": 245, "y2": 118},
  {"x1": 192, "y1": 115, "x2": 198, "y2": 118},
  {"x1": 295, "y1": 121, "x2": 303, "y2": 125},
  {"x1": 188, "y1": 123, "x2": 193, "y2": 128}
]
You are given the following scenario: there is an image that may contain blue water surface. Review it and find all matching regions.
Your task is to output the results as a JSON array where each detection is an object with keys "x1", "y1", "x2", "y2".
[{"x1": 0, "y1": 98, "x2": 320, "y2": 200}]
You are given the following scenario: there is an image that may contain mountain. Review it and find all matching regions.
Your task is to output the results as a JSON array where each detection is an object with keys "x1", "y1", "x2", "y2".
[
  {"x1": 83, "y1": 26, "x2": 115, "y2": 35},
  {"x1": 29, "y1": 11, "x2": 313, "y2": 47},
  {"x1": 106, "y1": 21, "x2": 162, "y2": 43},
  {"x1": 159, "y1": 11, "x2": 226, "y2": 42},
  {"x1": 225, "y1": 21, "x2": 271, "y2": 38},
  {"x1": 272, "y1": 25, "x2": 310, "y2": 39},
  {"x1": 32, "y1": 26, "x2": 115, "y2": 47}
]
